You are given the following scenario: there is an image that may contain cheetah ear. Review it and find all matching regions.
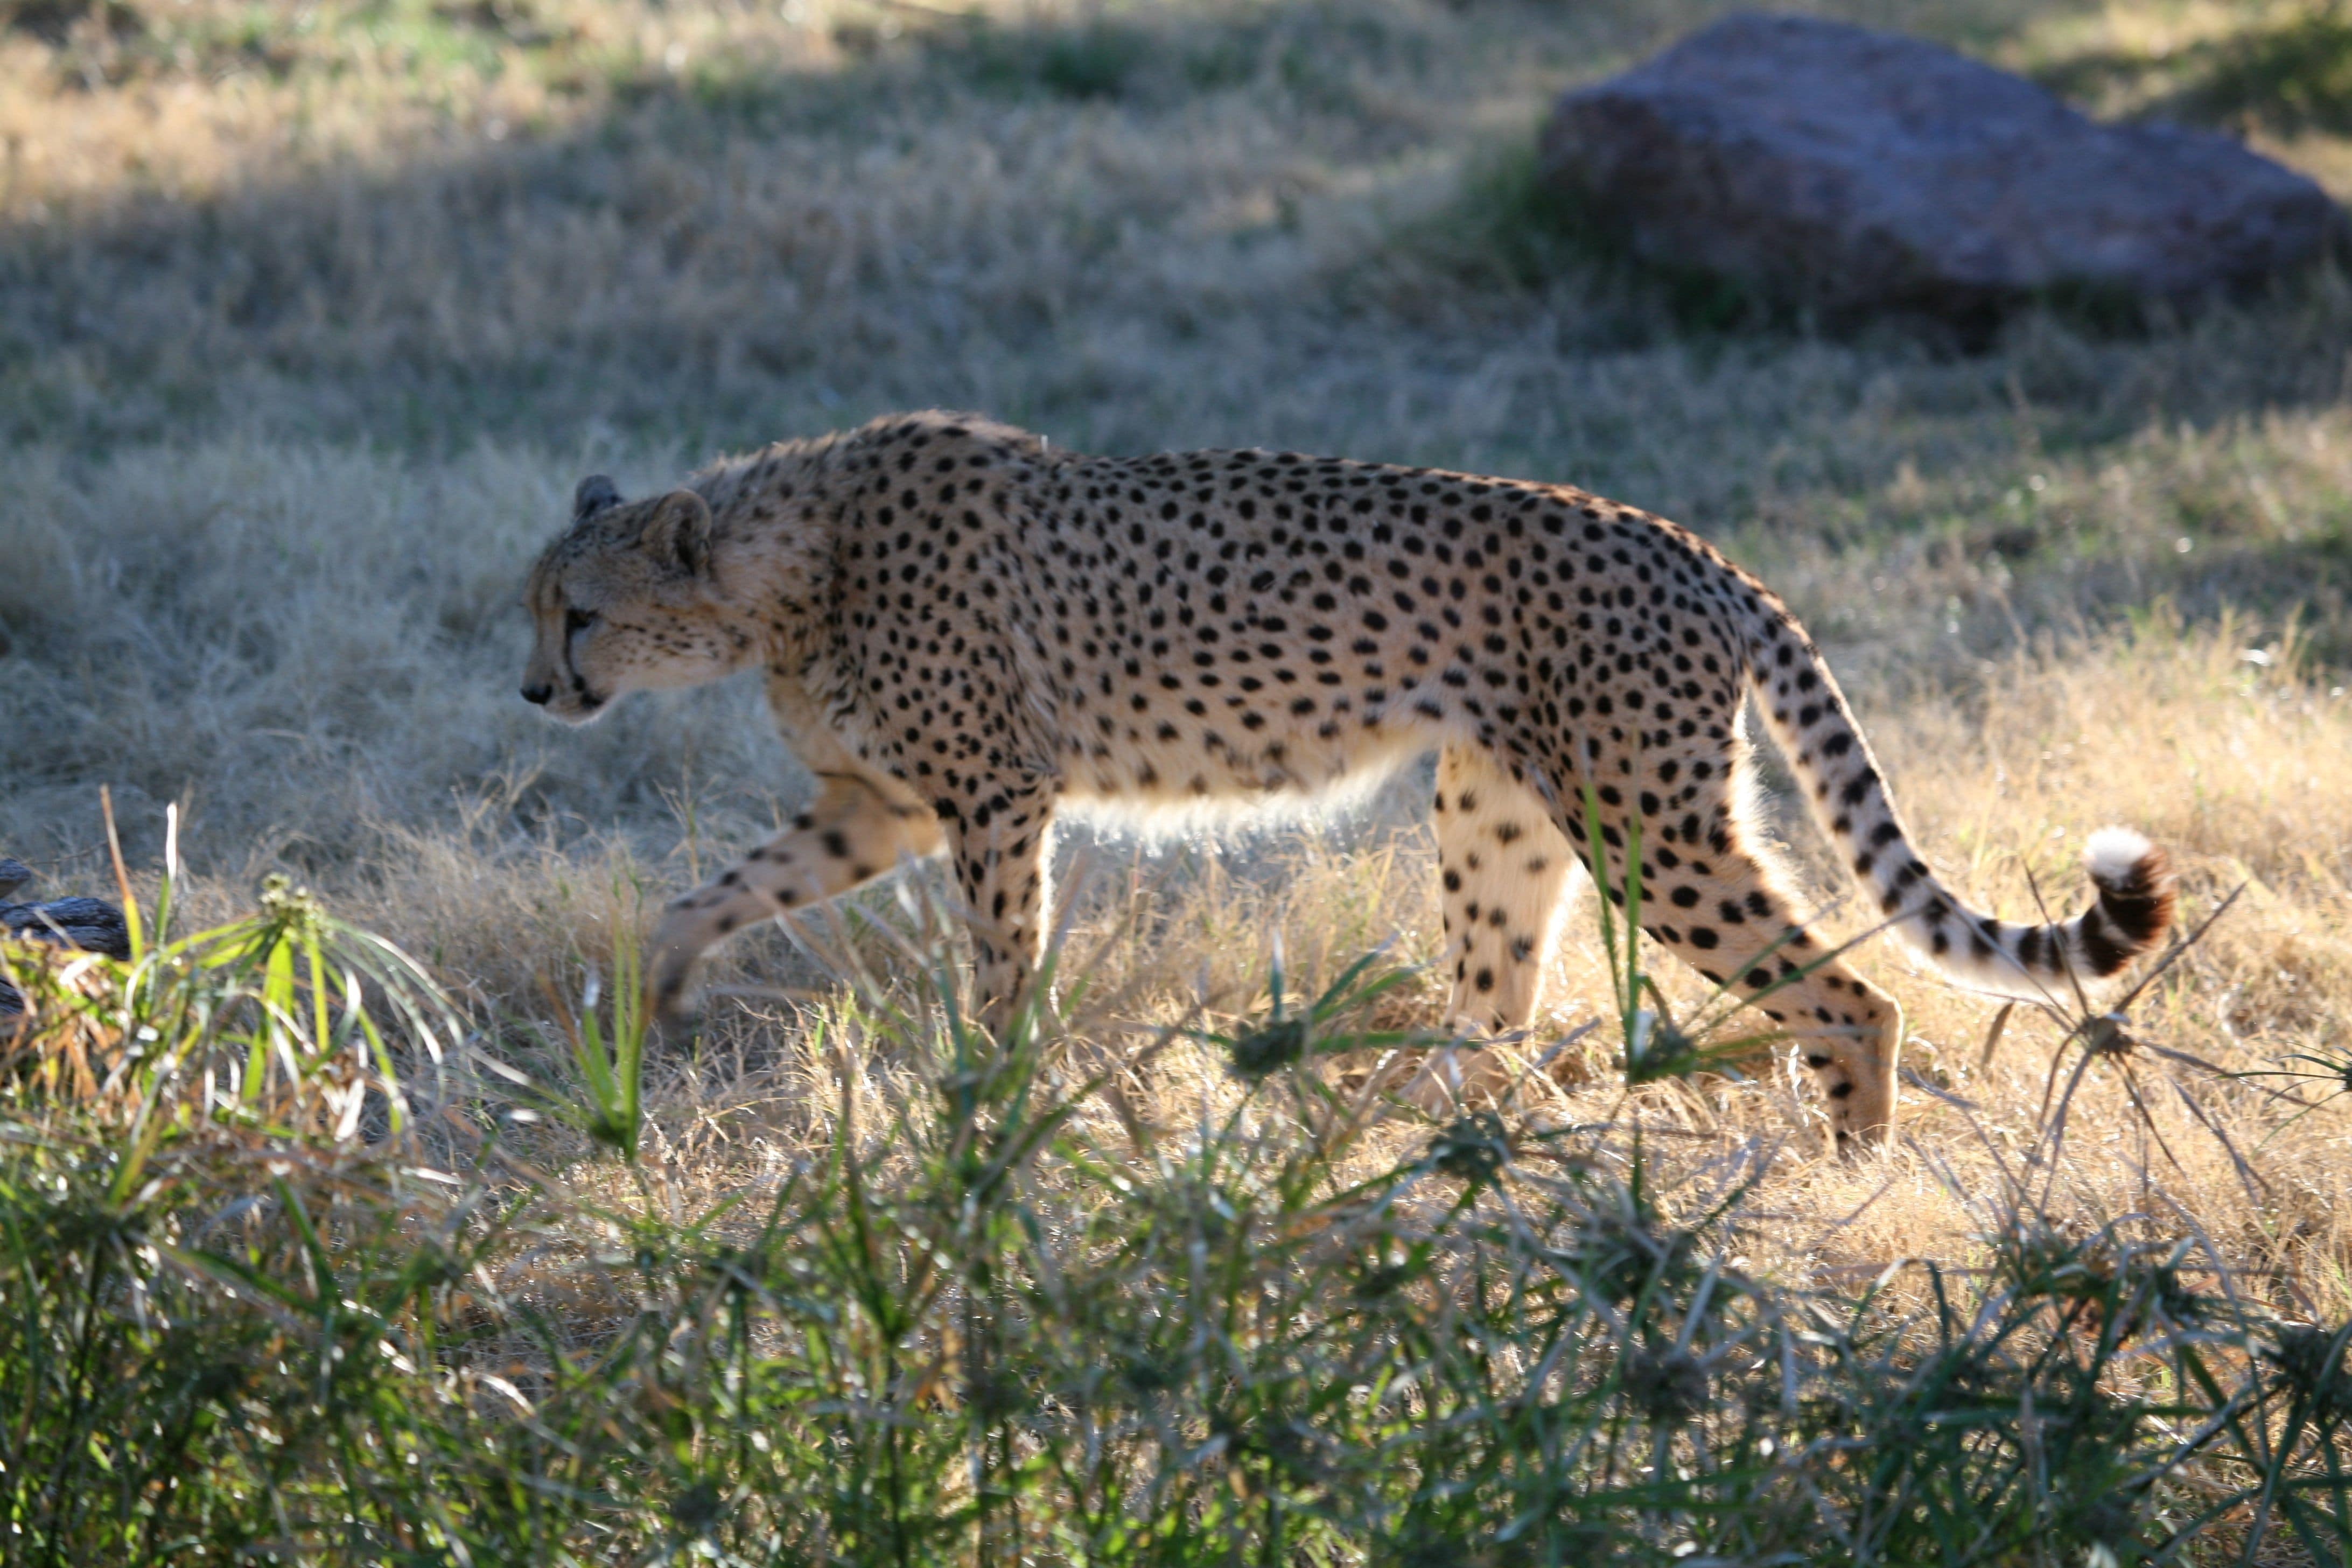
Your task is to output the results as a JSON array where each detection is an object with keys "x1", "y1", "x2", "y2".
[
  {"x1": 572, "y1": 474, "x2": 622, "y2": 523},
  {"x1": 641, "y1": 489, "x2": 714, "y2": 578}
]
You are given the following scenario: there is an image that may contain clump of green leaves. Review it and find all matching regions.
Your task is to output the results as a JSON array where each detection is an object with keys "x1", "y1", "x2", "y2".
[
  {"x1": 1199, "y1": 940, "x2": 1426, "y2": 1084},
  {"x1": 1426, "y1": 1108, "x2": 1508, "y2": 1184}
]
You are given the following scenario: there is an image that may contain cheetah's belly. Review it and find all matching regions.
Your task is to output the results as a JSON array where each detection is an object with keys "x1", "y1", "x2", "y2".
[{"x1": 1053, "y1": 698, "x2": 1441, "y2": 828}]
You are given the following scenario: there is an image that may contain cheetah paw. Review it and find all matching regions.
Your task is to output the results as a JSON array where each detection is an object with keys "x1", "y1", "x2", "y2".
[{"x1": 1401, "y1": 1039, "x2": 1514, "y2": 1116}]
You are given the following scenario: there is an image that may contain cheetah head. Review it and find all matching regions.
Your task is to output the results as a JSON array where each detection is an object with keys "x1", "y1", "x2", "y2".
[{"x1": 520, "y1": 475, "x2": 747, "y2": 724}]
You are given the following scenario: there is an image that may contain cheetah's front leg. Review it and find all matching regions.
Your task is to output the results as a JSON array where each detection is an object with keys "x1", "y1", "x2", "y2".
[
  {"x1": 940, "y1": 775, "x2": 1059, "y2": 1036},
  {"x1": 647, "y1": 776, "x2": 944, "y2": 1021}
]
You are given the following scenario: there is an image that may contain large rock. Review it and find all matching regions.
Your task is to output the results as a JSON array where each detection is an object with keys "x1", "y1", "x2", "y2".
[{"x1": 1541, "y1": 12, "x2": 2346, "y2": 318}]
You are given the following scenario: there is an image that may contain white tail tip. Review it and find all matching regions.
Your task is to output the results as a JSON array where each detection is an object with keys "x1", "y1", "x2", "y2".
[{"x1": 2083, "y1": 827, "x2": 2153, "y2": 886}]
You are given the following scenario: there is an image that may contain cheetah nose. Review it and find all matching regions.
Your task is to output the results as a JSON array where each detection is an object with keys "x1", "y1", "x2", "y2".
[{"x1": 521, "y1": 681, "x2": 554, "y2": 705}]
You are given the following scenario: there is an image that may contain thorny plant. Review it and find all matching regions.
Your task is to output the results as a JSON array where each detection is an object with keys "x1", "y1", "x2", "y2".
[
  {"x1": 1954, "y1": 862, "x2": 2265, "y2": 1213},
  {"x1": 0, "y1": 810, "x2": 2345, "y2": 1564}
]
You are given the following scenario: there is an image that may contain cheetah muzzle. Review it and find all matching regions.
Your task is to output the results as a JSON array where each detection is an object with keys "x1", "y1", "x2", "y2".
[{"x1": 519, "y1": 411, "x2": 2177, "y2": 1150}]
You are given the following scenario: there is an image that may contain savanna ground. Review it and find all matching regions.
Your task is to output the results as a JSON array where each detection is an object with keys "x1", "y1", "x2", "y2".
[{"x1": 8, "y1": 0, "x2": 2352, "y2": 1560}]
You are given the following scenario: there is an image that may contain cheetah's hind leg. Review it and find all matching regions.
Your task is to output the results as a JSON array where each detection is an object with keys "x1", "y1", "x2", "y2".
[{"x1": 1562, "y1": 749, "x2": 1903, "y2": 1153}]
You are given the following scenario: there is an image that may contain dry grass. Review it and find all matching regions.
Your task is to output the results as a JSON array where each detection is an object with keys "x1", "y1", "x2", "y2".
[
  {"x1": 6, "y1": 0, "x2": 2352, "y2": 1482},
  {"x1": 546, "y1": 618, "x2": 2352, "y2": 1327}
]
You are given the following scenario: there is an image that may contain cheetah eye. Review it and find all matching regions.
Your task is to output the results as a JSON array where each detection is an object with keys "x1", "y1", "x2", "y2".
[{"x1": 565, "y1": 607, "x2": 597, "y2": 635}]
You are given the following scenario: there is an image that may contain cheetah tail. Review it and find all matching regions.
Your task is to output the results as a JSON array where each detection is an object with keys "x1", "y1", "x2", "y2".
[{"x1": 1743, "y1": 608, "x2": 2176, "y2": 1000}]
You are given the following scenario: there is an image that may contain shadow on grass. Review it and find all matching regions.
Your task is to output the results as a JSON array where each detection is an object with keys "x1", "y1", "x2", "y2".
[
  {"x1": 1, "y1": 0, "x2": 2339, "y2": 467},
  {"x1": 0, "y1": 0, "x2": 1607, "y2": 455},
  {"x1": 2039, "y1": 0, "x2": 2352, "y2": 138}
]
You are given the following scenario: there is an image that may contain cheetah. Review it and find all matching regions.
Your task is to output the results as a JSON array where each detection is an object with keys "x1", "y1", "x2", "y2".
[{"x1": 520, "y1": 411, "x2": 2176, "y2": 1147}]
